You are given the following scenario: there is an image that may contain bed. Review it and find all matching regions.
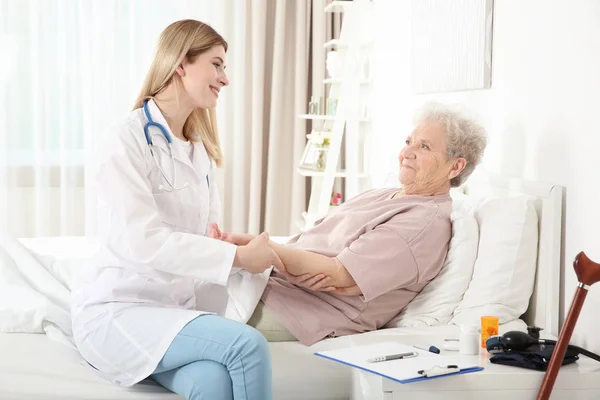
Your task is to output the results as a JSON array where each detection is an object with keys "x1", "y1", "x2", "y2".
[{"x1": 0, "y1": 171, "x2": 567, "y2": 400}]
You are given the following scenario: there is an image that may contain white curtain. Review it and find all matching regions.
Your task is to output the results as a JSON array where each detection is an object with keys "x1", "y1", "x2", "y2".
[
  {"x1": 219, "y1": 0, "x2": 340, "y2": 236},
  {"x1": 217, "y1": 0, "x2": 314, "y2": 236},
  {"x1": 0, "y1": 0, "x2": 321, "y2": 238},
  {"x1": 0, "y1": 0, "x2": 221, "y2": 237}
]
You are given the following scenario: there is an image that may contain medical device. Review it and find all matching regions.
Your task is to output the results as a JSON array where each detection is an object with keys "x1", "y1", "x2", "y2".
[
  {"x1": 143, "y1": 99, "x2": 189, "y2": 192},
  {"x1": 486, "y1": 329, "x2": 600, "y2": 363}
]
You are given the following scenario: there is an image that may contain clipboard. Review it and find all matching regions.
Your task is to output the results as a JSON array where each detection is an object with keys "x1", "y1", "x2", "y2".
[{"x1": 314, "y1": 341, "x2": 483, "y2": 384}]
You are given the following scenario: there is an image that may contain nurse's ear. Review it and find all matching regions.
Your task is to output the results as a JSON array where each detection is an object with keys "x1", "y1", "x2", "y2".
[{"x1": 175, "y1": 63, "x2": 186, "y2": 77}]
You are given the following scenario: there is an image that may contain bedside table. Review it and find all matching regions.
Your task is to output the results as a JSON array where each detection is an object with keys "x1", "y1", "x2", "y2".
[{"x1": 345, "y1": 332, "x2": 600, "y2": 400}]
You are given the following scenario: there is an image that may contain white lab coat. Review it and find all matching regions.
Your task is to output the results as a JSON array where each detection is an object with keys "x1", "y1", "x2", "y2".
[{"x1": 71, "y1": 99, "x2": 270, "y2": 387}]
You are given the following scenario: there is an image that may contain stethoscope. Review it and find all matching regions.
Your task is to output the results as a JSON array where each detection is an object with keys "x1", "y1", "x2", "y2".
[{"x1": 143, "y1": 99, "x2": 193, "y2": 192}]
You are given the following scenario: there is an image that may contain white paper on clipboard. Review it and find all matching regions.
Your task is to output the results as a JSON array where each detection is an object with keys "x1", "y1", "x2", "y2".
[{"x1": 315, "y1": 341, "x2": 483, "y2": 383}]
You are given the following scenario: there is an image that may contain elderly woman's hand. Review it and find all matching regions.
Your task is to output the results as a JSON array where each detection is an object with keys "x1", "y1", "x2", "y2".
[
  {"x1": 278, "y1": 270, "x2": 336, "y2": 291},
  {"x1": 330, "y1": 285, "x2": 362, "y2": 296},
  {"x1": 278, "y1": 270, "x2": 363, "y2": 296}
]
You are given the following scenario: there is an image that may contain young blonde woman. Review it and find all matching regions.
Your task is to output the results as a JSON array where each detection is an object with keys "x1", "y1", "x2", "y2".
[{"x1": 71, "y1": 20, "x2": 280, "y2": 400}]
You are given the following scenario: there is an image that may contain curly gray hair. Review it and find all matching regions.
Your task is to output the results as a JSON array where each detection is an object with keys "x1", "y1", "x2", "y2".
[{"x1": 414, "y1": 102, "x2": 488, "y2": 187}]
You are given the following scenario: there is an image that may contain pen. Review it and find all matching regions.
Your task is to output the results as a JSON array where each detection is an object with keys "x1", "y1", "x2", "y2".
[
  {"x1": 366, "y1": 351, "x2": 417, "y2": 363},
  {"x1": 413, "y1": 345, "x2": 441, "y2": 354}
]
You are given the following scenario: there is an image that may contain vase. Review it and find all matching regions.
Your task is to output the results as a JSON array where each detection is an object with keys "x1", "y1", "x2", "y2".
[{"x1": 316, "y1": 146, "x2": 328, "y2": 171}]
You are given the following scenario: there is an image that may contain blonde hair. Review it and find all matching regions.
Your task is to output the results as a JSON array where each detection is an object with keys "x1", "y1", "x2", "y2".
[{"x1": 133, "y1": 19, "x2": 228, "y2": 167}]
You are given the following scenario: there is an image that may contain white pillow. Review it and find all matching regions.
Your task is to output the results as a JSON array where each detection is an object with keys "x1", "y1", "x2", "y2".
[
  {"x1": 384, "y1": 190, "x2": 479, "y2": 328},
  {"x1": 450, "y1": 196, "x2": 538, "y2": 325}
]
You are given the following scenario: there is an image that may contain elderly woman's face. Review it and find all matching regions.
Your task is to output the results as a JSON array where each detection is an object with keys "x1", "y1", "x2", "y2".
[{"x1": 399, "y1": 123, "x2": 453, "y2": 190}]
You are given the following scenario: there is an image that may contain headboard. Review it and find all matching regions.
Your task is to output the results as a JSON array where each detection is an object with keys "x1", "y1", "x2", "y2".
[{"x1": 462, "y1": 170, "x2": 564, "y2": 337}]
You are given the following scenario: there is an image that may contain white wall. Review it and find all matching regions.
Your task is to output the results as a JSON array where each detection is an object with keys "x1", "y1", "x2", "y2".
[{"x1": 372, "y1": 0, "x2": 600, "y2": 350}]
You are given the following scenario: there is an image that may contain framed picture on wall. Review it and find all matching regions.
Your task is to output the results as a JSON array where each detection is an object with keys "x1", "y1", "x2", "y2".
[{"x1": 411, "y1": 0, "x2": 494, "y2": 93}]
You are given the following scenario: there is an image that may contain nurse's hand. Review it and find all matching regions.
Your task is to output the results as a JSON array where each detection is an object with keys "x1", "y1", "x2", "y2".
[
  {"x1": 207, "y1": 222, "x2": 223, "y2": 240},
  {"x1": 208, "y1": 223, "x2": 254, "y2": 246},
  {"x1": 234, "y1": 232, "x2": 285, "y2": 274},
  {"x1": 223, "y1": 232, "x2": 255, "y2": 246}
]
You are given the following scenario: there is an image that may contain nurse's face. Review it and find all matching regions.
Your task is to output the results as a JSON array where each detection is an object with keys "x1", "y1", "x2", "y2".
[{"x1": 178, "y1": 45, "x2": 229, "y2": 109}]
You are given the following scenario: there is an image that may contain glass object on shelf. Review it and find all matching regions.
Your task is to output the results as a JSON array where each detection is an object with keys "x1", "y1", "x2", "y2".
[
  {"x1": 308, "y1": 95, "x2": 324, "y2": 115},
  {"x1": 299, "y1": 130, "x2": 332, "y2": 172},
  {"x1": 308, "y1": 96, "x2": 338, "y2": 116},
  {"x1": 315, "y1": 146, "x2": 328, "y2": 171},
  {"x1": 308, "y1": 96, "x2": 317, "y2": 114},
  {"x1": 326, "y1": 98, "x2": 338, "y2": 116}
]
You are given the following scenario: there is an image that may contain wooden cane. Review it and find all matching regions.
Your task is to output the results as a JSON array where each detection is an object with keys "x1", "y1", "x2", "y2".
[{"x1": 537, "y1": 252, "x2": 600, "y2": 400}]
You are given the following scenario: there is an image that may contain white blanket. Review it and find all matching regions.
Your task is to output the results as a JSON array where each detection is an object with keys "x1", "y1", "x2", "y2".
[
  {"x1": 225, "y1": 267, "x2": 272, "y2": 323},
  {"x1": 0, "y1": 234, "x2": 75, "y2": 348},
  {"x1": 0, "y1": 234, "x2": 272, "y2": 348}
]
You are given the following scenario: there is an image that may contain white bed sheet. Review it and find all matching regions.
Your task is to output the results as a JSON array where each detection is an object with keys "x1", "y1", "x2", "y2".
[
  {"x1": 0, "y1": 320, "x2": 528, "y2": 400},
  {"x1": 5, "y1": 236, "x2": 528, "y2": 399},
  {"x1": 0, "y1": 333, "x2": 178, "y2": 400}
]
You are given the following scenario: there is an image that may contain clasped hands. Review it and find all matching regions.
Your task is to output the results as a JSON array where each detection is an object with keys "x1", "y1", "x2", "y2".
[{"x1": 208, "y1": 223, "x2": 360, "y2": 296}]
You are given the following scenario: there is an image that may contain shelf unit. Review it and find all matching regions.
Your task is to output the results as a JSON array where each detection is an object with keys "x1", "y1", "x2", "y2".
[
  {"x1": 323, "y1": 38, "x2": 374, "y2": 49},
  {"x1": 296, "y1": 0, "x2": 374, "y2": 231},
  {"x1": 298, "y1": 114, "x2": 370, "y2": 122},
  {"x1": 296, "y1": 167, "x2": 369, "y2": 178},
  {"x1": 322, "y1": 78, "x2": 371, "y2": 85},
  {"x1": 323, "y1": 39, "x2": 344, "y2": 49},
  {"x1": 324, "y1": 0, "x2": 354, "y2": 13}
]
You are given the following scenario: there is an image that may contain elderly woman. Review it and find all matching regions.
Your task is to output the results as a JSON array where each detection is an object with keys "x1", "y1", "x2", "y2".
[{"x1": 214, "y1": 103, "x2": 487, "y2": 345}]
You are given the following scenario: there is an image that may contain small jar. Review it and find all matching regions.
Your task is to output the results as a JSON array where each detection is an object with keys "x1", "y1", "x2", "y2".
[{"x1": 459, "y1": 324, "x2": 480, "y2": 355}]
